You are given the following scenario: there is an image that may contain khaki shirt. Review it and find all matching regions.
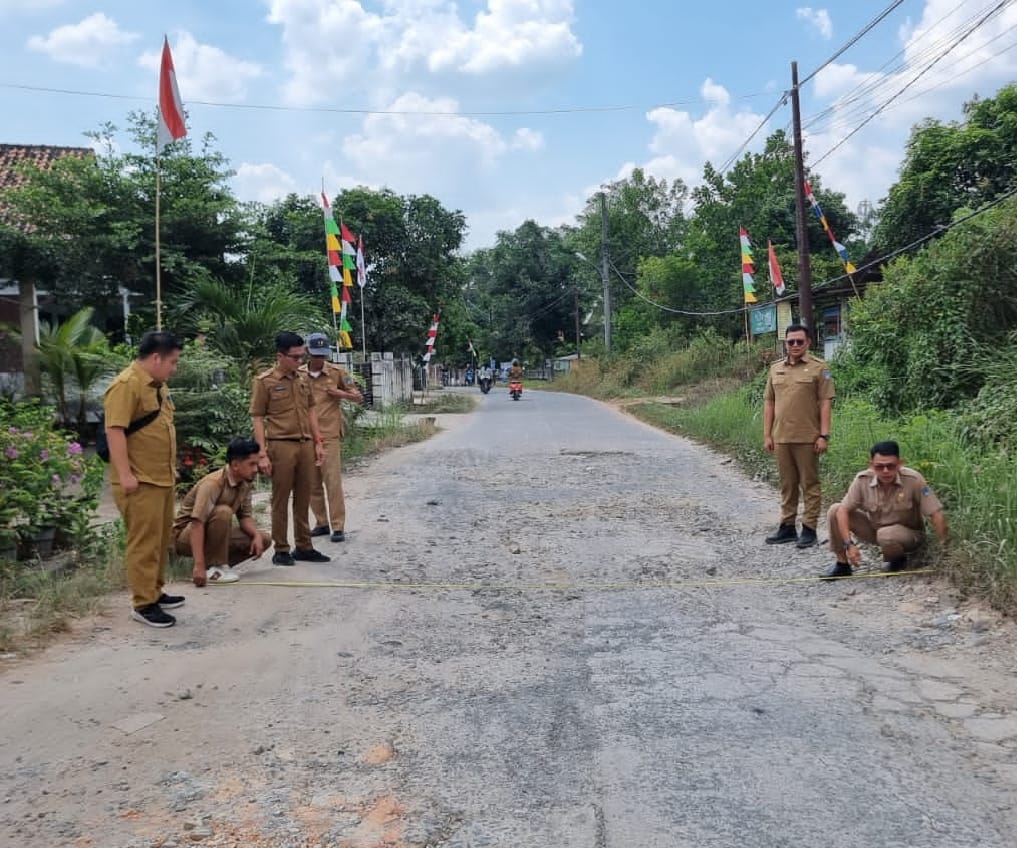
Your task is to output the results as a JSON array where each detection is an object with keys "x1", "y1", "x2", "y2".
[
  {"x1": 763, "y1": 353, "x2": 835, "y2": 443},
  {"x1": 103, "y1": 361, "x2": 177, "y2": 487},
  {"x1": 299, "y1": 362, "x2": 352, "y2": 441},
  {"x1": 841, "y1": 467, "x2": 943, "y2": 530},
  {"x1": 173, "y1": 467, "x2": 253, "y2": 534},
  {"x1": 249, "y1": 366, "x2": 315, "y2": 440}
]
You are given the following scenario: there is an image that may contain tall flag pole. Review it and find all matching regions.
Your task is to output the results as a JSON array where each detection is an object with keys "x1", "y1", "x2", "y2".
[
  {"x1": 356, "y1": 234, "x2": 367, "y2": 360},
  {"x1": 767, "y1": 240, "x2": 786, "y2": 297},
  {"x1": 155, "y1": 36, "x2": 187, "y2": 331},
  {"x1": 320, "y1": 191, "x2": 346, "y2": 346},
  {"x1": 422, "y1": 312, "x2": 440, "y2": 363},
  {"x1": 804, "y1": 180, "x2": 857, "y2": 275}
]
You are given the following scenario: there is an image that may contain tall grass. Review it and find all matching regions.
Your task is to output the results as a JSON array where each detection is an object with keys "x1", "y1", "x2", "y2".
[{"x1": 633, "y1": 390, "x2": 1017, "y2": 608}]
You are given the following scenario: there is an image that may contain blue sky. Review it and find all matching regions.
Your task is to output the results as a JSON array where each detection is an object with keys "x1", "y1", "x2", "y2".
[{"x1": 2, "y1": 0, "x2": 1016, "y2": 248}]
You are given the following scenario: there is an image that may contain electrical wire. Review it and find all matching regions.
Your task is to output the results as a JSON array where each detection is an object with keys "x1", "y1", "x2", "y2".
[
  {"x1": 716, "y1": 93, "x2": 790, "y2": 175},
  {"x1": 799, "y1": 0, "x2": 907, "y2": 87},
  {"x1": 811, "y1": 0, "x2": 1012, "y2": 167}
]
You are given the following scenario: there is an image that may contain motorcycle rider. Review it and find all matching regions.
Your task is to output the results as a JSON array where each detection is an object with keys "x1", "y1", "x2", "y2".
[
  {"x1": 508, "y1": 359, "x2": 524, "y2": 383},
  {"x1": 478, "y1": 364, "x2": 493, "y2": 392}
]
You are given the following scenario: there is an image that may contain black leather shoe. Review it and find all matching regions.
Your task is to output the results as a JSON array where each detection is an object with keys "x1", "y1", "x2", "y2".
[
  {"x1": 293, "y1": 548, "x2": 331, "y2": 563},
  {"x1": 796, "y1": 525, "x2": 818, "y2": 548},
  {"x1": 330, "y1": 530, "x2": 345, "y2": 543},
  {"x1": 765, "y1": 523, "x2": 798, "y2": 545},
  {"x1": 821, "y1": 561, "x2": 853, "y2": 580},
  {"x1": 310, "y1": 526, "x2": 330, "y2": 537},
  {"x1": 272, "y1": 551, "x2": 295, "y2": 566},
  {"x1": 884, "y1": 557, "x2": 909, "y2": 572}
]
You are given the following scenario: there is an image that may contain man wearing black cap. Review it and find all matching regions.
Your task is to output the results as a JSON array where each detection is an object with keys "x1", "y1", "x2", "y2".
[{"x1": 299, "y1": 333, "x2": 363, "y2": 543}]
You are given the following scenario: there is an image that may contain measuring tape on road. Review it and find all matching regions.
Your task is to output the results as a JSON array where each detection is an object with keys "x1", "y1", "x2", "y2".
[{"x1": 214, "y1": 569, "x2": 934, "y2": 593}]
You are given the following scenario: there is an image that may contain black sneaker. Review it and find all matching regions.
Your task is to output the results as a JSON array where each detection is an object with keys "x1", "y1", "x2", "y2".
[
  {"x1": 272, "y1": 551, "x2": 295, "y2": 566},
  {"x1": 796, "y1": 525, "x2": 818, "y2": 549},
  {"x1": 293, "y1": 548, "x2": 331, "y2": 563},
  {"x1": 765, "y1": 523, "x2": 798, "y2": 545},
  {"x1": 330, "y1": 530, "x2": 345, "y2": 543},
  {"x1": 884, "y1": 557, "x2": 910, "y2": 572},
  {"x1": 820, "y1": 562, "x2": 853, "y2": 581},
  {"x1": 131, "y1": 603, "x2": 175, "y2": 628},
  {"x1": 158, "y1": 593, "x2": 185, "y2": 609},
  {"x1": 310, "y1": 526, "x2": 330, "y2": 537}
]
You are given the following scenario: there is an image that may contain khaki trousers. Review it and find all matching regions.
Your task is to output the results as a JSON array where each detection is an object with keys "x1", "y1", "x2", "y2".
[
  {"x1": 775, "y1": 443, "x2": 821, "y2": 528},
  {"x1": 173, "y1": 504, "x2": 272, "y2": 566},
  {"x1": 267, "y1": 439, "x2": 315, "y2": 552},
  {"x1": 828, "y1": 503, "x2": 923, "y2": 561},
  {"x1": 112, "y1": 481, "x2": 174, "y2": 609},
  {"x1": 310, "y1": 437, "x2": 346, "y2": 531}
]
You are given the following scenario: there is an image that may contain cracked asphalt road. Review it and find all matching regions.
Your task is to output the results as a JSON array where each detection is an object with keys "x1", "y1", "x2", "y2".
[{"x1": 2, "y1": 388, "x2": 1017, "y2": 847}]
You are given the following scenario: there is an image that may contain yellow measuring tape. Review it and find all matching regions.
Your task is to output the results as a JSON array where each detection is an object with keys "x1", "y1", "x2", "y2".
[{"x1": 218, "y1": 569, "x2": 933, "y2": 592}]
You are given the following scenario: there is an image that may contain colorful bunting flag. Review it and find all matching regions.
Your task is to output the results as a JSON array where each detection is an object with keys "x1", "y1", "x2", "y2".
[
  {"x1": 321, "y1": 193, "x2": 352, "y2": 349},
  {"x1": 423, "y1": 313, "x2": 440, "y2": 363},
  {"x1": 805, "y1": 181, "x2": 857, "y2": 274},
  {"x1": 767, "y1": 240, "x2": 786, "y2": 297},
  {"x1": 739, "y1": 227, "x2": 758, "y2": 304}
]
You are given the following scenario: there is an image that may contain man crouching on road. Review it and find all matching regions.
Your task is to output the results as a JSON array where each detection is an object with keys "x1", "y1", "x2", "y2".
[
  {"x1": 822, "y1": 440, "x2": 948, "y2": 580},
  {"x1": 173, "y1": 438, "x2": 272, "y2": 586}
]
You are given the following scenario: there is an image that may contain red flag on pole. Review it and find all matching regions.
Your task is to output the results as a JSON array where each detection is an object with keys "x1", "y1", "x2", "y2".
[
  {"x1": 767, "y1": 240, "x2": 786, "y2": 296},
  {"x1": 157, "y1": 37, "x2": 187, "y2": 153}
]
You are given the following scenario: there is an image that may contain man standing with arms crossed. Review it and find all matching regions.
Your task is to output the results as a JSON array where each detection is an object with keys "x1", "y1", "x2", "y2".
[
  {"x1": 250, "y1": 332, "x2": 330, "y2": 566},
  {"x1": 300, "y1": 333, "x2": 363, "y2": 543},
  {"x1": 762, "y1": 323, "x2": 834, "y2": 549},
  {"x1": 105, "y1": 331, "x2": 184, "y2": 628}
]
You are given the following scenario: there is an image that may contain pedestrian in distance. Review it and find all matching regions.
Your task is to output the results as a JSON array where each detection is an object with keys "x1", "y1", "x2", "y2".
[
  {"x1": 104, "y1": 331, "x2": 185, "y2": 628},
  {"x1": 762, "y1": 323, "x2": 834, "y2": 549},
  {"x1": 250, "y1": 331, "x2": 331, "y2": 566},
  {"x1": 173, "y1": 437, "x2": 273, "y2": 586},
  {"x1": 299, "y1": 333, "x2": 363, "y2": 544},
  {"x1": 822, "y1": 440, "x2": 948, "y2": 580}
]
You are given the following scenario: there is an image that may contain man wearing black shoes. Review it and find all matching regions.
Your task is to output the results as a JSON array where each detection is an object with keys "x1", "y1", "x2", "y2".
[
  {"x1": 762, "y1": 324, "x2": 834, "y2": 549},
  {"x1": 250, "y1": 332, "x2": 331, "y2": 567},
  {"x1": 821, "y1": 441, "x2": 948, "y2": 579}
]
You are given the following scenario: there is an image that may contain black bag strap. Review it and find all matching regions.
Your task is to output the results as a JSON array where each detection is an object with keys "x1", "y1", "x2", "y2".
[{"x1": 124, "y1": 387, "x2": 163, "y2": 436}]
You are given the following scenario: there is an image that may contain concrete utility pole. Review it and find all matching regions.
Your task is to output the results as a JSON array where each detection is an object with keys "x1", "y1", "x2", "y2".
[
  {"x1": 790, "y1": 61, "x2": 813, "y2": 330},
  {"x1": 599, "y1": 192, "x2": 611, "y2": 353},
  {"x1": 573, "y1": 286, "x2": 581, "y2": 359},
  {"x1": 18, "y1": 277, "x2": 41, "y2": 398}
]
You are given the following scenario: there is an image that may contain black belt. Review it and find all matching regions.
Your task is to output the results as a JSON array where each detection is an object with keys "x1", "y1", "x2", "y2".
[{"x1": 267, "y1": 437, "x2": 311, "y2": 442}]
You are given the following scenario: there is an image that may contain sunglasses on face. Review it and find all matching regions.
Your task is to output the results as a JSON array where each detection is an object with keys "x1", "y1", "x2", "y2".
[
  {"x1": 872, "y1": 463, "x2": 899, "y2": 472},
  {"x1": 282, "y1": 352, "x2": 306, "y2": 361},
  {"x1": 785, "y1": 339, "x2": 807, "y2": 346}
]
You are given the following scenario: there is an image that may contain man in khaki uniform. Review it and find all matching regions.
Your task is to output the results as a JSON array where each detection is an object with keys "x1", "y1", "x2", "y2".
[
  {"x1": 104, "y1": 331, "x2": 184, "y2": 628},
  {"x1": 173, "y1": 437, "x2": 272, "y2": 585},
  {"x1": 250, "y1": 331, "x2": 330, "y2": 566},
  {"x1": 822, "y1": 440, "x2": 948, "y2": 579},
  {"x1": 299, "y1": 333, "x2": 363, "y2": 543},
  {"x1": 763, "y1": 323, "x2": 834, "y2": 548}
]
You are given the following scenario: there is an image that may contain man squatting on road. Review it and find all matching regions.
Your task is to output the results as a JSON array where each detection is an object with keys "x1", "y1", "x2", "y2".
[
  {"x1": 299, "y1": 333, "x2": 363, "y2": 543},
  {"x1": 822, "y1": 440, "x2": 948, "y2": 580},
  {"x1": 173, "y1": 437, "x2": 273, "y2": 586},
  {"x1": 763, "y1": 323, "x2": 834, "y2": 550},
  {"x1": 250, "y1": 331, "x2": 331, "y2": 567},
  {"x1": 104, "y1": 331, "x2": 186, "y2": 629}
]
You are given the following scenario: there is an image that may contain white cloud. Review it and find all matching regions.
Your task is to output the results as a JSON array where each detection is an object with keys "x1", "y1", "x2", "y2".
[
  {"x1": 27, "y1": 13, "x2": 138, "y2": 67},
  {"x1": 797, "y1": 7, "x2": 833, "y2": 40},
  {"x1": 266, "y1": 0, "x2": 582, "y2": 105},
  {"x1": 233, "y1": 163, "x2": 298, "y2": 204},
  {"x1": 511, "y1": 127, "x2": 545, "y2": 151},
  {"x1": 137, "y1": 32, "x2": 263, "y2": 103}
]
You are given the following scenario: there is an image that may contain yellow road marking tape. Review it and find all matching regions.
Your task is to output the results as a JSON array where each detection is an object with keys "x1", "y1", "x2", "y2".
[{"x1": 217, "y1": 569, "x2": 933, "y2": 592}]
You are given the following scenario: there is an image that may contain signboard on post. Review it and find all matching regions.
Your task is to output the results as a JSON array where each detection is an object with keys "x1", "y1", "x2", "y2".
[{"x1": 749, "y1": 303, "x2": 777, "y2": 336}]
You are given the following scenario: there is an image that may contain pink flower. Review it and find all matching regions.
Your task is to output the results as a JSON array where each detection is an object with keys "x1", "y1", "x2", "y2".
[
  {"x1": 67, "y1": 442, "x2": 83, "y2": 456},
  {"x1": 51, "y1": 474, "x2": 61, "y2": 486},
  {"x1": 40, "y1": 449, "x2": 50, "y2": 461},
  {"x1": 4, "y1": 447, "x2": 17, "y2": 459},
  {"x1": 70, "y1": 474, "x2": 82, "y2": 485},
  {"x1": 7, "y1": 426, "x2": 17, "y2": 434}
]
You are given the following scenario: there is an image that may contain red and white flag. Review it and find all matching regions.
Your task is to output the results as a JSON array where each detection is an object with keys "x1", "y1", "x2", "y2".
[
  {"x1": 767, "y1": 240, "x2": 786, "y2": 297},
  {"x1": 157, "y1": 37, "x2": 187, "y2": 153}
]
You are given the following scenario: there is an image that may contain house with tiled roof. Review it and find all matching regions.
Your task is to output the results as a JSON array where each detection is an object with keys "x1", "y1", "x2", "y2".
[{"x1": 0, "y1": 144, "x2": 94, "y2": 391}]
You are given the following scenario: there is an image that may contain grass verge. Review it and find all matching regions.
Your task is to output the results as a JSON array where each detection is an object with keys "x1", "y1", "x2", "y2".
[
  {"x1": 631, "y1": 387, "x2": 1017, "y2": 610},
  {"x1": 413, "y1": 393, "x2": 477, "y2": 414}
]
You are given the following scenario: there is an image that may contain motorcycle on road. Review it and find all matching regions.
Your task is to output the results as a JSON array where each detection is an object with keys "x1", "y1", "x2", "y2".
[{"x1": 509, "y1": 380, "x2": 523, "y2": 401}]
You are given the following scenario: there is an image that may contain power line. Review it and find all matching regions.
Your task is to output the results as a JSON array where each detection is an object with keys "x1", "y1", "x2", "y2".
[
  {"x1": 799, "y1": 0, "x2": 906, "y2": 86},
  {"x1": 0, "y1": 81, "x2": 772, "y2": 120},
  {"x1": 717, "y1": 93, "x2": 789, "y2": 174},
  {"x1": 811, "y1": 0, "x2": 1012, "y2": 167}
]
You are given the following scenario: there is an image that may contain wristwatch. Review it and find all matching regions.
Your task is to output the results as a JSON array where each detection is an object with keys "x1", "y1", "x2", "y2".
[{"x1": 819, "y1": 434, "x2": 830, "y2": 440}]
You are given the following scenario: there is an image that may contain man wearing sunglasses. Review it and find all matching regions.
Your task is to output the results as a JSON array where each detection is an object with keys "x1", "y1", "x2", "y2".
[
  {"x1": 250, "y1": 331, "x2": 330, "y2": 566},
  {"x1": 822, "y1": 440, "x2": 947, "y2": 579},
  {"x1": 763, "y1": 323, "x2": 834, "y2": 548}
]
